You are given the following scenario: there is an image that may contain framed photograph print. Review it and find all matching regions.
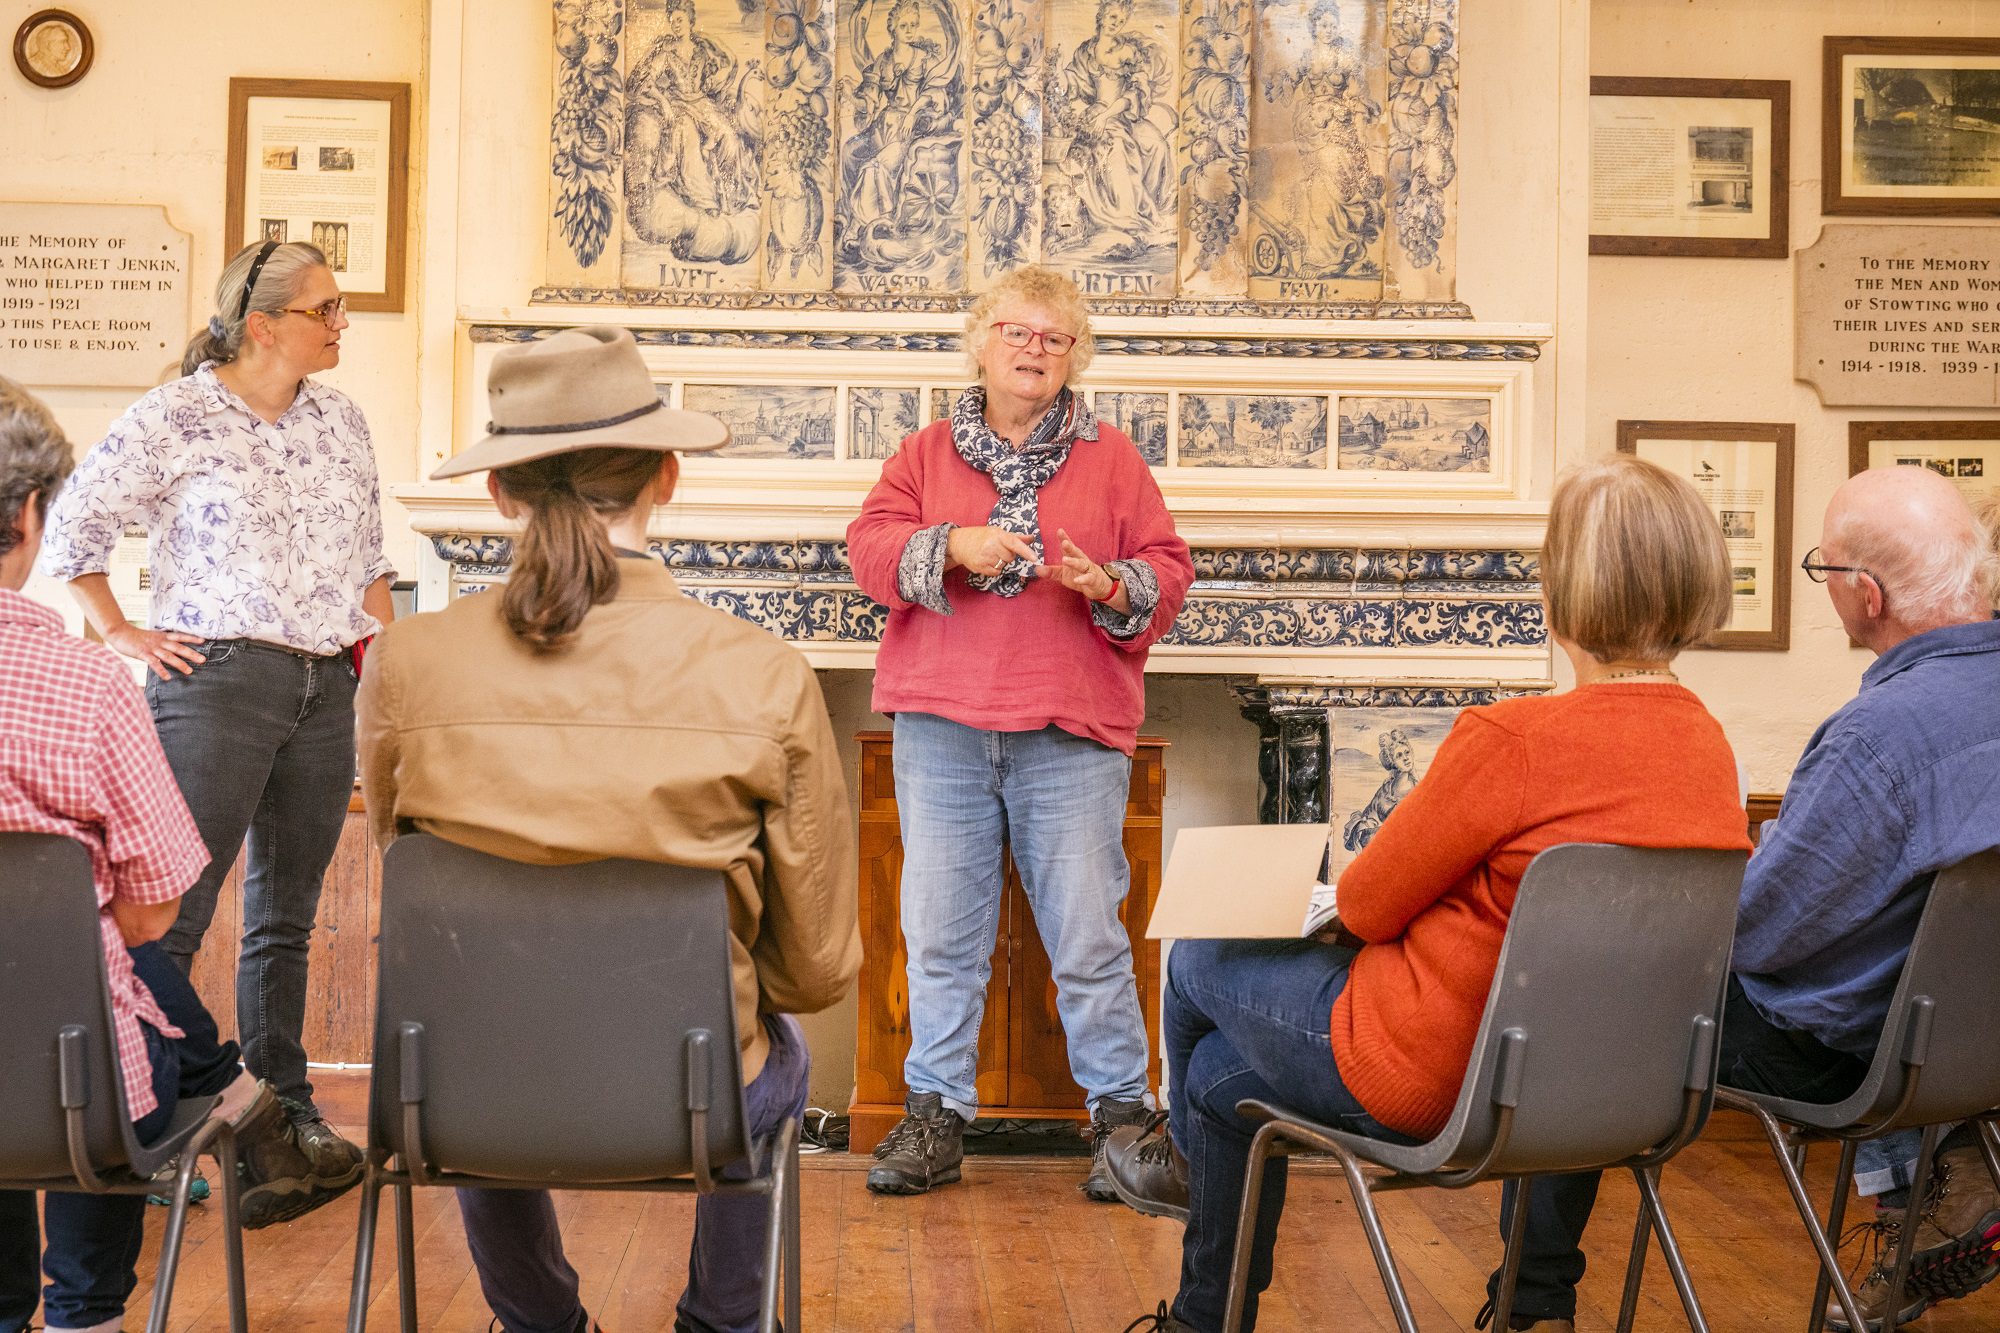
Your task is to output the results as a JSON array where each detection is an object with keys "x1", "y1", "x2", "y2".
[
  {"x1": 225, "y1": 78, "x2": 411, "y2": 312},
  {"x1": 1589, "y1": 77, "x2": 1790, "y2": 258},
  {"x1": 1824, "y1": 37, "x2": 2000, "y2": 216},
  {"x1": 1618, "y1": 420, "x2": 1795, "y2": 651},
  {"x1": 1849, "y1": 420, "x2": 2000, "y2": 510}
]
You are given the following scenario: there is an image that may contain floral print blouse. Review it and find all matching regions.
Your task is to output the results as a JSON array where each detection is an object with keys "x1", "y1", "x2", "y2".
[{"x1": 40, "y1": 363, "x2": 395, "y2": 655}]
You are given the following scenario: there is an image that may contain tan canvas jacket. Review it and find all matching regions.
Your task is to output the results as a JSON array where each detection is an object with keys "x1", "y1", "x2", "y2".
[{"x1": 354, "y1": 559, "x2": 860, "y2": 1081}]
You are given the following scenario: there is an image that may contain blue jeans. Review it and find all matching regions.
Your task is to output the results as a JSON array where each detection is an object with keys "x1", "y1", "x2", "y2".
[
  {"x1": 1164, "y1": 938, "x2": 1406, "y2": 1333},
  {"x1": 892, "y1": 713, "x2": 1150, "y2": 1118},
  {"x1": 147, "y1": 639, "x2": 357, "y2": 1119},
  {"x1": 1488, "y1": 976, "x2": 1870, "y2": 1323},
  {"x1": 0, "y1": 944, "x2": 242, "y2": 1333},
  {"x1": 456, "y1": 1015, "x2": 811, "y2": 1333}
]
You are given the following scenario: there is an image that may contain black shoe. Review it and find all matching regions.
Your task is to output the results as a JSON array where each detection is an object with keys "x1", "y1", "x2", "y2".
[
  {"x1": 1083, "y1": 1096, "x2": 1155, "y2": 1201},
  {"x1": 866, "y1": 1092, "x2": 965, "y2": 1195},
  {"x1": 1104, "y1": 1113, "x2": 1190, "y2": 1223},
  {"x1": 236, "y1": 1092, "x2": 363, "y2": 1229}
]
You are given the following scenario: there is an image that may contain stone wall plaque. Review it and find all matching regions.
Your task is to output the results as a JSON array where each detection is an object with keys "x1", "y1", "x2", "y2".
[
  {"x1": 1797, "y1": 223, "x2": 2000, "y2": 407},
  {"x1": 0, "y1": 202, "x2": 190, "y2": 387}
]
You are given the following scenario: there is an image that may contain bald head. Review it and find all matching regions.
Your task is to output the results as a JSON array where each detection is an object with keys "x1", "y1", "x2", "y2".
[{"x1": 1824, "y1": 465, "x2": 1996, "y2": 638}]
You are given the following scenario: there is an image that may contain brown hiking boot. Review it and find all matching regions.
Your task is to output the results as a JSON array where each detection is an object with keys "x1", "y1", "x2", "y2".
[
  {"x1": 1826, "y1": 1204, "x2": 1936, "y2": 1332},
  {"x1": 1104, "y1": 1113, "x2": 1189, "y2": 1222},
  {"x1": 865, "y1": 1092, "x2": 965, "y2": 1195},
  {"x1": 1906, "y1": 1143, "x2": 2000, "y2": 1300},
  {"x1": 234, "y1": 1090, "x2": 363, "y2": 1229},
  {"x1": 1082, "y1": 1097, "x2": 1154, "y2": 1201}
]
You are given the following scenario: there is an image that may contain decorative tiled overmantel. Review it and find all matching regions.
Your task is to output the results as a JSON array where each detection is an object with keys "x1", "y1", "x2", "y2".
[{"x1": 401, "y1": 311, "x2": 1558, "y2": 823}]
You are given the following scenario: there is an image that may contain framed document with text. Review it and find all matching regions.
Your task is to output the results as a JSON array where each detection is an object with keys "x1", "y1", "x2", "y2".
[
  {"x1": 1590, "y1": 77, "x2": 1790, "y2": 258},
  {"x1": 1619, "y1": 420, "x2": 1795, "y2": 651},
  {"x1": 1824, "y1": 37, "x2": 2000, "y2": 218},
  {"x1": 226, "y1": 79, "x2": 410, "y2": 312},
  {"x1": 1849, "y1": 421, "x2": 2000, "y2": 511}
]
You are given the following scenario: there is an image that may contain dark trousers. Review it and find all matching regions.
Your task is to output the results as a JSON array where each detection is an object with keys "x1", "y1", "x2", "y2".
[
  {"x1": 456, "y1": 1015, "x2": 812, "y2": 1333},
  {"x1": 0, "y1": 945, "x2": 241, "y2": 1332},
  {"x1": 147, "y1": 640, "x2": 356, "y2": 1118},
  {"x1": 1164, "y1": 938, "x2": 1412, "y2": 1333},
  {"x1": 1486, "y1": 976, "x2": 1870, "y2": 1324}
]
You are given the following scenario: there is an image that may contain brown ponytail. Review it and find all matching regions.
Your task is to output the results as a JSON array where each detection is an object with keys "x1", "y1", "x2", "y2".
[{"x1": 494, "y1": 447, "x2": 666, "y2": 652}]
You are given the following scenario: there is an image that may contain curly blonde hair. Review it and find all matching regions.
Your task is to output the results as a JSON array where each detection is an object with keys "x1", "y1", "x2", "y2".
[{"x1": 964, "y1": 265, "x2": 1096, "y2": 386}]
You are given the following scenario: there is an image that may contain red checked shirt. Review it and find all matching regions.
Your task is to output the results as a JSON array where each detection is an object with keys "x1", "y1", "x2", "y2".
[{"x1": 0, "y1": 588, "x2": 208, "y2": 1118}]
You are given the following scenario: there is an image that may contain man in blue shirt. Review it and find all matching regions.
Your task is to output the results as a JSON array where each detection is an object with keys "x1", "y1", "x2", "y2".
[{"x1": 1482, "y1": 465, "x2": 2000, "y2": 1333}]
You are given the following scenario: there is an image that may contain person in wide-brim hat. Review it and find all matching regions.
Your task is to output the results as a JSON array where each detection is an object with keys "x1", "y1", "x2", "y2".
[{"x1": 354, "y1": 324, "x2": 860, "y2": 1333}]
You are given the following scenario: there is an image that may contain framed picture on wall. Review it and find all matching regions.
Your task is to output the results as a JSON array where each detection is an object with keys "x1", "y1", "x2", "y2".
[
  {"x1": 1823, "y1": 37, "x2": 2000, "y2": 217},
  {"x1": 1849, "y1": 421, "x2": 2000, "y2": 514},
  {"x1": 1618, "y1": 420, "x2": 1795, "y2": 651},
  {"x1": 1589, "y1": 77, "x2": 1790, "y2": 258},
  {"x1": 226, "y1": 78, "x2": 411, "y2": 312}
]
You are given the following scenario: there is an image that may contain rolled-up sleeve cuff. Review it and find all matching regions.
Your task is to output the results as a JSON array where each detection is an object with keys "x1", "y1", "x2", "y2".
[
  {"x1": 1092, "y1": 558, "x2": 1159, "y2": 639},
  {"x1": 896, "y1": 523, "x2": 956, "y2": 616},
  {"x1": 364, "y1": 560, "x2": 398, "y2": 586}
]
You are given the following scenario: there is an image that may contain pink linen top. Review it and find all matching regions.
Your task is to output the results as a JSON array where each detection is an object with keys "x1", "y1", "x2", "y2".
[{"x1": 846, "y1": 419, "x2": 1194, "y2": 755}]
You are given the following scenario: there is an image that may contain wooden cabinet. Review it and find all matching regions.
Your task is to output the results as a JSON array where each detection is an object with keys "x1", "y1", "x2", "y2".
[{"x1": 849, "y1": 731, "x2": 1166, "y2": 1153}]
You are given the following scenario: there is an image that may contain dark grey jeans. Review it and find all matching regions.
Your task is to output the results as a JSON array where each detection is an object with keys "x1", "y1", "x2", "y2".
[{"x1": 145, "y1": 637, "x2": 357, "y2": 1120}]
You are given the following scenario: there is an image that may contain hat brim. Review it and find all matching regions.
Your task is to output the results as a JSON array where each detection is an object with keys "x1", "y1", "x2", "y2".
[{"x1": 430, "y1": 406, "x2": 730, "y2": 480}]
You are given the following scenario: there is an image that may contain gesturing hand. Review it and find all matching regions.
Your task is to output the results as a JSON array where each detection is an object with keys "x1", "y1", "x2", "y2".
[
  {"x1": 946, "y1": 525, "x2": 1039, "y2": 579},
  {"x1": 1038, "y1": 529, "x2": 1116, "y2": 601},
  {"x1": 105, "y1": 624, "x2": 206, "y2": 682}
]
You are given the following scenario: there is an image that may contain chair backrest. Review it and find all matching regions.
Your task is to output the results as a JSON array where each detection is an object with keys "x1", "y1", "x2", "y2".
[
  {"x1": 1427, "y1": 844, "x2": 1747, "y2": 1175},
  {"x1": 368, "y1": 834, "x2": 750, "y2": 1184},
  {"x1": 0, "y1": 832, "x2": 136, "y2": 1180},
  {"x1": 1834, "y1": 849, "x2": 2000, "y2": 1130}
]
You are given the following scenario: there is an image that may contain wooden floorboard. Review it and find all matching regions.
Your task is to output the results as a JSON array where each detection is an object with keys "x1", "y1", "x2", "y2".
[{"x1": 25, "y1": 1073, "x2": 1997, "y2": 1331}]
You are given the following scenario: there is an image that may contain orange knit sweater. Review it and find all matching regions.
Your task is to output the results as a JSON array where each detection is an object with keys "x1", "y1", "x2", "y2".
[{"x1": 1331, "y1": 684, "x2": 1753, "y2": 1138}]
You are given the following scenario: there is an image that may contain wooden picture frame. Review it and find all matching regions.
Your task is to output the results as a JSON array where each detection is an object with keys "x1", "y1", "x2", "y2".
[
  {"x1": 1849, "y1": 420, "x2": 2000, "y2": 503},
  {"x1": 1823, "y1": 37, "x2": 2000, "y2": 217},
  {"x1": 1618, "y1": 420, "x2": 1795, "y2": 651},
  {"x1": 1589, "y1": 77, "x2": 1790, "y2": 258},
  {"x1": 226, "y1": 78, "x2": 410, "y2": 313},
  {"x1": 12, "y1": 9, "x2": 92, "y2": 88}
]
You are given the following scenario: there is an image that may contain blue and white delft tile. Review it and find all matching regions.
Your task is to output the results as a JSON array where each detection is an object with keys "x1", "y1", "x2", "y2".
[
  {"x1": 682, "y1": 385, "x2": 837, "y2": 460},
  {"x1": 1271, "y1": 548, "x2": 1358, "y2": 584},
  {"x1": 1093, "y1": 392, "x2": 1170, "y2": 466},
  {"x1": 1338, "y1": 396, "x2": 1491, "y2": 474},
  {"x1": 432, "y1": 534, "x2": 516, "y2": 566},
  {"x1": 549, "y1": 0, "x2": 624, "y2": 271},
  {"x1": 1394, "y1": 598, "x2": 1545, "y2": 649},
  {"x1": 1179, "y1": 394, "x2": 1329, "y2": 468},
  {"x1": 848, "y1": 388, "x2": 920, "y2": 460}
]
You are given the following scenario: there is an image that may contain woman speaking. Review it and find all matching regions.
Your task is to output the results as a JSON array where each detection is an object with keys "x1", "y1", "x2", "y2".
[{"x1": 847, "y1": 264, "x2": 1194, "y2": 1202}]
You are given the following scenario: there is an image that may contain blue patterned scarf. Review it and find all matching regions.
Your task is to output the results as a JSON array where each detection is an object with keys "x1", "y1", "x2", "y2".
[{"x1": 949, "y1": 386, "x2": 1096, "y2": 598}]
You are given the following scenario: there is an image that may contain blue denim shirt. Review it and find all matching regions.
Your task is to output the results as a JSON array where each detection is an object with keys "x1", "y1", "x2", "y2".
[{"x1": 1736, "y1": 618, "x2": 2000, "y2": 1056}]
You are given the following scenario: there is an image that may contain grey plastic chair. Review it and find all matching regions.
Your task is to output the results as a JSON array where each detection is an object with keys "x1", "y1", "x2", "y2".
[
  {"x1": 0, "y1": 831, "x2": 249, "y2": 1333},
  {"x1": 345, "y1": 833, "x2": 801, "y2": 1333},
  {"x1": 1715, "y1": 848, "x2": 2000, "y2": 1333},
  {"x1": 1223, "y1": 843, "x2": 1748, "y2": 1333}
]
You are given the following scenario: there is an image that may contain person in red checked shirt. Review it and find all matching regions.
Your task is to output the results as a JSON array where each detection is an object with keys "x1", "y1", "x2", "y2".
[{"x1": 0, "y1": 377, "x2": 354, "y2": 1333}]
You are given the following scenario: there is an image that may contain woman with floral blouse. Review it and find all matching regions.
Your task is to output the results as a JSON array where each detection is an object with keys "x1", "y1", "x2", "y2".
[{"x1": 40, "y1": 238, "x2": 393, "y2": 1185}]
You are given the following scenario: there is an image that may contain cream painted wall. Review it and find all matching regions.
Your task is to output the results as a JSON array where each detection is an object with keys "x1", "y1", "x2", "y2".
[
  {"x1": 1590, "y1": 0, "x2": 2000, "y2": 791},
  {"x1": 0, "y1": 0, "x2": 432, "y2": 606}
]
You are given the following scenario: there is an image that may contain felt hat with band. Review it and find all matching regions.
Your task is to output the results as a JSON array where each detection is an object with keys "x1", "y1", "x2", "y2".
[{"x1": 430, "y1": 326, "x2": 728, "y2": 479}]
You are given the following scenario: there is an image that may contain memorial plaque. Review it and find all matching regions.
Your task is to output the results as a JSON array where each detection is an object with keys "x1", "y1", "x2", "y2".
[
  {"x1": 1797, "y1": 224, "x2": 2000, "y2": 407},
  {"x1": 0, "y1": 202, "x2": 191, "y2": 387}
]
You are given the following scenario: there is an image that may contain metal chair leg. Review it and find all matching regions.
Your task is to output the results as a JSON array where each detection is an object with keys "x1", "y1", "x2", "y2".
[
  {"x1": 1330, "y1": 1144, "x2": 1420, "y2": 1333},
  {"x1": 214, "y1": 1128, "x2": 250, "y2": 1333},
  {"x1": 1618, "y1": 1172, "x2": 1654, "y2": 1333},
  {"x1": 1720, "y1": 1096, "x2": 1870, "y2": 1333},
  {"x1": 1974, "y1": 1116, "x2": 2000, "y2": 1190},
  {"x1": 143, "y1": 1149, "x2": 204, "y2": 1333},
  {"x1": 784, "y1": 1125, "x2": 803, "y2": 1333},
  {"x1": 1222, "y1": 1120, "x2": 1282, "y2": 1333},
  {"x1": 1634, "y1": 1166, "x2": 1710, "y2": 1333},
  {"x1": 395, "y1": 1180, "x2": 419, "y2": 1333},
  {"x1": 1878, "y1": 1125, "x2": 1942, "y2": 1333},
  {"x1": 1807, "y1": 1140, "x2": 1859, "y2": 1333},
  {"x1": 759, "y1": 1121, "x2": 794, "y2": 1333},
  {"x1": 1493, "y1": 1175, "x2": 1533, "y2": 1331},
  {"x1": 347, "y1": 1165, "x2": 385, "y2": 1333}
]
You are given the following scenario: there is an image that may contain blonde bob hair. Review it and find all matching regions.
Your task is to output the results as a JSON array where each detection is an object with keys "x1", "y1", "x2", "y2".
[
  {"x1": 1542, "y1": 454, "x2": 1732, "y2": 662},
  {"x1": 963, "y1": 265, "x2": 1096, "y2": 386}
]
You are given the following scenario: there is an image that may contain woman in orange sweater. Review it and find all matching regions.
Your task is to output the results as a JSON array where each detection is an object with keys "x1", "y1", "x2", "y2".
[{"x1": 1107, "y1": 455, "x2": 1754, "y2": 1332}]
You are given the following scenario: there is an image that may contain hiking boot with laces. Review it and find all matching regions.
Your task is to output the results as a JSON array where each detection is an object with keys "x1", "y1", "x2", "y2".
[
  {"x1": 1825, "y1": 1205, "x2": 1935, "y2": 1333},
  {"x1": 866, "y1": 1091, "x2": 965, "y2": 1195},
  {"x1": 236, "y1": 1092, "x2": 363, "y2": 1229},
  {"x1": 1104, "y1": 1113, "x2": 1189, "y2": 1222},
  {"x1": 281, "y1": 1096, "x2": 366, "y2": 1178},
  {"x1": 1082, "y1": 1096, "x2": 1154, "y2": 1201},
  {"x1": 1119, "y1": 1300, "x2": 1197, "y2": 1332},
  {"x1": 1905, "y1": 1143, "x2": 2000, "y2": 1301}
]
